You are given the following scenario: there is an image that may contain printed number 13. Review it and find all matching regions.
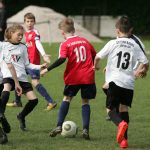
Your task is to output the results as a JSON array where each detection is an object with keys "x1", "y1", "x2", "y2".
[{"x1": 74, "y1": 46, "x2": 86, "y2": 62}]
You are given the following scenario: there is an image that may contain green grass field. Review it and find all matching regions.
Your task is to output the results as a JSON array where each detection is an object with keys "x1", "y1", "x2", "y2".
[{"x1": 1, "y1": 38, "x2": 150, "y2": 150}]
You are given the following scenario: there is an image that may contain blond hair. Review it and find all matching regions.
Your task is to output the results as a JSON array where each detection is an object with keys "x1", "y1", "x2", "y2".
[
  {"x1": 58, "y1": 18, "x2": 75, "y2": 33},
  {"x1": 24, "y1": 12, "x2": 36, "y2": 22},
  {"x1": 5, "y1": 24, "x2": 24, "y2": 40}
]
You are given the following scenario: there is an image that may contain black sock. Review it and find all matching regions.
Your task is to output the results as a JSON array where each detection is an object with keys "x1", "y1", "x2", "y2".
[
  {"x1": 108, "y1": 109, "x2": 122, "y2": 126},
  {"x1": 19, "y1": 99, "x2": 38, "y2": 119},
  {"x1": 0, "y1": 91, "x2": 10, "y2": 113},
  {"x1": 119, "y1": 112, "x2": 129, "y2": 139}
]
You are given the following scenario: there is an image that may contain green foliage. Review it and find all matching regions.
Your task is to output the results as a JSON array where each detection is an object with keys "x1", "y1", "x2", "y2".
[{"x1": 1, "y1": 40, "x2": 150, "y2": 150}]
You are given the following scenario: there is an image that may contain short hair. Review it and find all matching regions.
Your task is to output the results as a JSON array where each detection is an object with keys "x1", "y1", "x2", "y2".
[
  {"x1": 5, "y1": 24, "x2": 24, "y2": 40},
  {"x1": 24, "y1": 13, "x2": 36, "y2": 22},
  {"x1": 115, "y1": 16, "x2": 133, "y2": 33},
  {"x1": 58, "y1": 18, "x2": 75, "y2": 33}
]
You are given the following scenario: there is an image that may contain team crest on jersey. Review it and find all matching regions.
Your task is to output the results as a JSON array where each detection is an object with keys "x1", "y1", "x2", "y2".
[{"x1": 11, "y1": 54, "x2": 21, "y2": 62}]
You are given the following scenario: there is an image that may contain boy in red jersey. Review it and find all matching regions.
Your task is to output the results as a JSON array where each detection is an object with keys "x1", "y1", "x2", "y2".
[
  {"x1": 7, "y1": 13, "x2": 57, "y2": 111},
  {"x1": 41, "y1": 18, "x2": 96, "y2": 140}
]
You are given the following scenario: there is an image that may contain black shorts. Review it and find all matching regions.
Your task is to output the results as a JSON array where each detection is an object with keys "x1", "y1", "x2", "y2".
[
  {"x1": 3, "y1": 78, "x2": 33, "y2": 94},
  {"x1": 106, "y1": 82, "x2": 133, "y2": 109},
  {"x1": 63, "y1": 84, "x2": 96, "y2": 99}
]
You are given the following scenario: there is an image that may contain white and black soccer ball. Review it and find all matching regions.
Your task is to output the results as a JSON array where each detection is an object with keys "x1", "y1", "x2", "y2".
[{"x1": 61, "y1": 121, "x2": 78, "y2": 137}]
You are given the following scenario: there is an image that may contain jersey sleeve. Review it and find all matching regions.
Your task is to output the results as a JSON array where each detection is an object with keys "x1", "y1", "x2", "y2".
[
  {"x1": 96, "y1": 40, "x2": 113, "y2": 59},
  {"x1": 22, "y1": 45, "x2": 30, "y2": 66},
  {"x1": 34, "y1": 30, "x2": 40, "y2": 41},
  {"x1": 58, "y1": 43, "x2": 68, "y2": 58},
  {"x1": 135, "y1": 46, "x2": 149, "y2": 64},
  {"x1": 2, "y1": 47, "x2": 12, "y2": 64}
]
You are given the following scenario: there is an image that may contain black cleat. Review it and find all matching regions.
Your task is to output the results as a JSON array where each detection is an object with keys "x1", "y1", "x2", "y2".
[
  {"x1": 0, "y1": 114, "x2": 11, "y2": 133},
  {"x1": 49, "y1": 126, "x2": 62, "y2": 137},
  {"x1": 0, "y1": 127, "x2": 8, "y2": 144},
  {"x1": 82, "y1": 129, "x2": 90, "y2": 140},
  {"x1": 17, "y1": 114, "x2": 27, "y2": 131}
]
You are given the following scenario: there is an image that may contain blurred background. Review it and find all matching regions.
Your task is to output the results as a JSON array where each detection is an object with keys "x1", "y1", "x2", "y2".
[{"x1": 4, "y1": 0, "x2": 150, "y2": 41}]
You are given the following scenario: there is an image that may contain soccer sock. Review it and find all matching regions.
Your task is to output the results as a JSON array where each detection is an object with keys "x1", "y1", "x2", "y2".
[
  {"x1": 0, "y1": 91, "x2": 10, "y2": 113},
  {"x1": 108, "y1": 109, "x2": 122, "y2": 126},
  {"x1": 35, "y1": 83, "x2": 53, "y2": 103},
  {"x1": 82, "y1": 104, "x2": 90, "y2": 131},
  {"x1": 19, "y1": 99, "x2": 38, "y2": 119},
  {"x1": 15, "y1": 90, "x2": 21, "y2": 104},
  {"x1": 120, "y1": 112, "x2": 129, "y2": 139},
  {"x1": 57, "y1": 101, "x2": 70, "y2": 127}
]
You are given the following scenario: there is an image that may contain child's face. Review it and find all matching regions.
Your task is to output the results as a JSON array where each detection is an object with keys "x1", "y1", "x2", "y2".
[
  {"x1": 24, "y1": 18, "x2": 35, "y2": 30},
  {"x1": 11, "y1": 29, "x2": 24, "y2": 43}
]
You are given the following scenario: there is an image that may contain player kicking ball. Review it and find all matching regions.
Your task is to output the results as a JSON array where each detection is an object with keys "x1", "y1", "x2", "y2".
[{"x1": 41, "y1": 18, "x2": 96, "y2": 140}]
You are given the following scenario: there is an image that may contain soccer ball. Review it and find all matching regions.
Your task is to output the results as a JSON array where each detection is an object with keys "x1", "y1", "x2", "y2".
[{"x1": 61, "y1": 121, "x2": 78, "y2": 137}]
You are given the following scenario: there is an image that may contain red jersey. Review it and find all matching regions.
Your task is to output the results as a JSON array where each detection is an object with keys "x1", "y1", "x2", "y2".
[
  {"x1": 24, "y1": 29, "x2": 40, "y2": 65},
  {"x1": 59, "y1": 35, "x2": 96, "y2": 85}
]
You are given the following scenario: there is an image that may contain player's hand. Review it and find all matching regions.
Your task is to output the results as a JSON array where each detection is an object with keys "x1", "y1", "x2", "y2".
[
  {"x1": 93, "y1": 65, "x2": 100, "y2": 71},
  {"x1": 43, "y1": 54, "x2": 51, "y2": 63},
  {"x1": 40, "y1": 68, "x2": 48, "y2": 77},
  {"x1": 40, "y1": 63, "x2": 48, "y2": 70},
  {"x1": 15, "y1": 83, "x2": 22, "y2": 96},
  {"x1": 134, "y1": 70, "x2": 147, "y2": 79}
]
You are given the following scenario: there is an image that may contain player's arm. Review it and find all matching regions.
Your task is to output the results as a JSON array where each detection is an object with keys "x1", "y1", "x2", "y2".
[
  {"x1": 35, "y1": 40, "x2": 50, "y2": 63},
  {"x1": 6, "y1": 63, "x2": 22, "y2": 96},
  {"x1": 40, "y1": 58, "x2": 66, "y2": 76},
  {"x1": 93, "y1": 55, "x2": 101, "y2": 70},
  {"x1": 134, "y1": 62, "x2": 149, "y2": 78},
  {"x1": 23, "y1": 45, "x2": 47, "y2": 70}
]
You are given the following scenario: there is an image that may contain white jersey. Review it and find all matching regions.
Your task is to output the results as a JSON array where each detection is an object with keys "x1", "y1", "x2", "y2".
[
  {"x1": 0, "y1": 42, "x2": 40, "y2": 82},
  {"x1": 96, "y1": 35, "x2": 149, "y2": 90},
  {"x1": 0, "y1": 69, "x2": 3, "y2": 84}
]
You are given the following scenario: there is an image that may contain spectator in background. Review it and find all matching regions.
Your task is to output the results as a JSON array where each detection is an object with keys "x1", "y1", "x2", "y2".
[{"x1": 0, "y1": 0, "x2": 6, "y2": 41}]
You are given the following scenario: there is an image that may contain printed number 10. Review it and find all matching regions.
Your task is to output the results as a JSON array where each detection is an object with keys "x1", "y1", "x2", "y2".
[{"x1": 74, "y1": 46, "x2": 86, "y2": 62}]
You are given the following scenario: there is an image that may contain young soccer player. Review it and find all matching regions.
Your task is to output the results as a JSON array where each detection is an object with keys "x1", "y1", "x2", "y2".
[
  {"x1": 7, "y1": 13, "x2": 57, "y2": 110},
  {"x1": 0, "y1": 24, "x2": 47, "y2": 137},
  {"x1": 94, "y1": 16, "x2": 149, "y2": 148},
  {"x1": 0, "y1": 41, "x2": 22, "y2": 144},
  {"x1": 41, "y1": 18, "x2": 96, "y2": 140}
]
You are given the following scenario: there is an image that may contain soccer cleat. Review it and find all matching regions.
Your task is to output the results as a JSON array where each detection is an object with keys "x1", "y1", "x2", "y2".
[
  {"x1": 7, "y1": 101, "x2": 22, "y2": 107},
  {"x1": 82, "y1": 129, "x2": 90, "y2": 140},
  {"x1": 45, "y1": 102, "x2": 57, "y2": 111},
  {"x1": 120, "y1": 138, "x2": 128, "y2": 149},
  {"x1": 0, "y1": 127, "x2": 8, "y2": 144},
  {"x1": 0, "y1": 114, "x2": 11, "y2": 133},
  {"x1": 17, "y1": 114, "x2": 27, "y2": 131},
  {"x1": 117, "y1": 121, "x2": 128, "y2": 143},
  {"x1": 49, "y1": 126, "x2": 62, "y2": 137}
]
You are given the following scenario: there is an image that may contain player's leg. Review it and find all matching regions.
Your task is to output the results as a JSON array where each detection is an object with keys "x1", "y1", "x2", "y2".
[
  {"x1": 32, "y1": 79, "x2": 56, "y2": 111},
  {"x1": 119, "y1": 104, "x2": 129, "y2": 148},
  {"x1": 49, "y1": 85, "x2": 79, "y2": 137},
  {"x1": 6, "y1": 91, "x2": 22, "y2": 107},
  {"x1": 28, "y1": 69, "x2": 56, "y2": 111},
  {"x1": 17, "y1": 82, "x2": 38, "y2": 131},
  {"x1": 119, "y1": 90, "x2": 133, "y2": 148},
  {"x1": 107, "y1": 82, "x2": 128, "y2": 144},
  {"x1": 0, "y1": 79, "x2": 14, "y2": 136},
  {"x1": 81, "y1": 84, "x2": 96, "y2": 140}
]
